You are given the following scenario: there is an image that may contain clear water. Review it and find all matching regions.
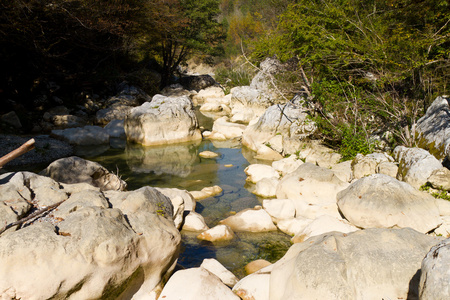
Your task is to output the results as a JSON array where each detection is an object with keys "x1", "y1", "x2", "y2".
[{"x1": 83, "y1": 138, "x2": 291, "y2": 278}]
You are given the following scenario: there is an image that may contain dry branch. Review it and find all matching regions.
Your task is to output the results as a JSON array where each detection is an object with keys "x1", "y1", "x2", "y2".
[
  {"x1": 0, "y1": 200, "x2": 66, "y2": 236},
  {"x1": 0, "y1": 138, "x2": 35, "y2": 168}
]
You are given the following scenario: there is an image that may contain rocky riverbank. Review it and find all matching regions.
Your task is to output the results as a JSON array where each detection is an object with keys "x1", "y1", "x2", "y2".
[{"x1": 0, "y1": 57, "x2": 449, "y2": 299}]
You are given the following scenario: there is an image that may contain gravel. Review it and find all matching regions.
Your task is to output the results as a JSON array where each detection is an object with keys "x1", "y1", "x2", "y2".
[{"x1": 0, "y1": 135, "x2": 73, "y2": 168}]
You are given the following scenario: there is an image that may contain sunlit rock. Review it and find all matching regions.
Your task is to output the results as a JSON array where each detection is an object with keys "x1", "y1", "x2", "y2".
[
  {"x1": 394, "y1": 146, "x2": 443, "y2": 189},
  {"x1": 337, "y1": 174, "x2": 441, "y2": 233},
  {"x1": 197, "y1": 224, "x2": 235, "y2": 242},
  {"x1": 159, "y1": 267, "x2": 240, "y2": 300},
  {"x1": 182, "y1": 212, "x2": 209, "y2": 232},
  {"x1": 270, "y1": 229, "x2": 442, "y2": 300},
  {"x1": 125, "y1": 94, "x2": 202, "y2": 146},
  {"x1": 244, "y1": 164, "x2": 280, "y2": 184},
  {"x1": 219, "y1": 208, "x2": 277, "y2": 232},
  {"x1": 200, "y1": 258, "x2": 239, "y2": 288},
  {"x1": 291, "y1": 215, "x2": 359, "y2": 243}
]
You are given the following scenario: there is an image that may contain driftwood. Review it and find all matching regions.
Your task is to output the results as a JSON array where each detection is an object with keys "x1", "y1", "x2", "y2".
[
  {"x1": 0, "y1": 138, "x2": 35, "y2": 168},
  {"x1": 0, "y1": 200, "x2": 66, "y2": 236}
]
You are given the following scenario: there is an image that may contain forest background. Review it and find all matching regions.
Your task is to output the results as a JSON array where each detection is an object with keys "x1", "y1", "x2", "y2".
[{"x1": 1, "y1": 0, "x2": 449, "y2": 159}]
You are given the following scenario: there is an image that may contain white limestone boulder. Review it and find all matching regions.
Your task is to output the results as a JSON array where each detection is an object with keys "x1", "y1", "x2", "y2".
[
  {"x1": 351, "y1": 152, "x2": 395, "y2": 179},
  {"x1": 192, "y1": 86, "x2": 226, "y2": 105},
  {"x1": 270, "y1": 228, "x2": 442, "y2": 300},
  {"x1": 276, "y1": 162, "x2": 349, "y2": 206},
  {"x1": 427, "y1": 167, "x2": 450, "y2": 191},
  {"x1": 200, "y1": 258, "x2": 239, "y2": 288},
  {"x1": 291, "y1": 215, "x2": 359, "y2": 243},
  {"x1": 125, "y1": 94, "x2": 202, "y2": 146},
  {"x1": 182, "y1": 212, "x2": 209, "y2": 232},
  {"x1": 219, "y1": 208, "x2": 277, "y2": 232},
  {"x1": 189, "y1": 185, "x2": 223, "y2": 201},
  {"x1": 376, "y1": 161, "x2": 398, "y2": 178},
  {"x1": 244, "y1": 259, "x2": 272, "y2": 275},
  {"x1": 435, "y1": 216, "x2": 450, "y2": 237},
  {"x1": 208, "y1": 116, "x2": 247, "y2": 140},
  {"x1": 253, "y1": 177, "x2": 279, "y2": 198},
  {"x1": 233, "y1": 272, "x2": 270, "y2": 300},
  {"x1": 197, "y1": 224, "x2": 235, "y2": 242},
  {"x1": 331, "y1": 160, "x2": 353, "y2": 182},
  {"x1": 0, "y1": 179, "x2": 181, "y2": 300},
  {"x1": 276, "y1": 216, "x2": 313, "y2": 236},
  {"x1": 244, "y1": 164, "x2": 280, "y2": 184},
  {"x1": 40, "y1": 156, "x2": 126, "y2": 191},
  {"x1": 241, "y1": 101, "x2": 315, "y2": 155},
  {"x1": 294, "y1": 141, "x2": 342, "y2": 168},
  {"x1": 419, "y1": 237, "x2": 450, "y2": 299},
  {"x1": 156, "y1": 187, "x2": 196, "y2": 212},
  {"x1": 271, "y1": 155, "x2": 303, "y2": 176},
  {"x1": 415, "y1": 95, "x2": 450, "y2": 161},
  {"x1": 337, "y1": 174, "x2": 441, "y2": 233},
  {"x1": 159, "y1": 267, "x2": 240, "y2": 300},
  {"x1": 229, "y1": 86, "x2": 272, "y2": 124},
  {"x1": 394, "y1": 146, "x2": 443, "y2": 189},
  {"x1": 262, "y1": 199, "x2": 296, "y2": 221}
]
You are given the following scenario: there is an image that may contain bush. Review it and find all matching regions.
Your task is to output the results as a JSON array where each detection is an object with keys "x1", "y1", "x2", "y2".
[{"x1": 214, "y1": 60, "x2": 256, "y2": 93}]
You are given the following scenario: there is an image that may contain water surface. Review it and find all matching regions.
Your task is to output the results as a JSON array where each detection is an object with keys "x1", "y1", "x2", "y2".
[{"x1": 84, "y1": 139, "x2": 291, "y2": 278}]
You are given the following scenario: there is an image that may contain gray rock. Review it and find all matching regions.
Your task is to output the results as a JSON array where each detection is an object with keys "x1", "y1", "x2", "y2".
[
  {"x1": 51, "y1": 125, "x2": 110, "y2": 146},
  {"x1": 427, "y1": 167, "x2": 450, "y2": 191},
  {"x1": 179, "y1": 74, "x2": 216, "y2": 91},
  {"x1": 229, "y1": 86, "x2": 272, "y2": 123},
  {"x1": 104, "y1": 119, "x2": 126, "y2": 138},
  {"x1": 351, "y1": 152, "x2": 394, "y2": 179},
  {"x1": 394, "y1": 146, "x2": 443, "y2": 189},
  {"x1": 125, "y1": 95, "x2": 202, "y2": 146},
  {"x1": 1, "y1": 111, "x2": 22, "y2": 128},
  {"x1": 270, "y1": 228, "x2": 442, "y2": 300},
  {"x1": 95, "y1": 104, "x2": 132, "y2": 125},
  {"x1": 242, "y1": 102, "x2": 315, "y2": 153},
  {"x1": 337, "y1": 174, "x2": 441, "y2": 233},
  {"x1": 415, "y1": 96, "x2": 450, "y2": 161},
  {"x1": 40, "y1": 156, "x2": 126, "y2": 191},
  {"x1": 419, "y1": 237, "x2": 450, "y2": 300},
  {"x1": 51, "y1": 114, "x2": 87, "y2": 128}
]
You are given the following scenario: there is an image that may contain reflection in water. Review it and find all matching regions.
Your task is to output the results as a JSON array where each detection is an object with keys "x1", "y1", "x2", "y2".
[
  {"x1": 82, "y1": 138, "x2": 291, "y2": 278},
  {"x1": 125, "y1": 141, "x2": 201, "y2": 177}
]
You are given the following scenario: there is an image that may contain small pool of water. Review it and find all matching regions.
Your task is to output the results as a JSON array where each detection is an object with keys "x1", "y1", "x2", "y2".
[{"x1": 84, "y1": 139, "x2": 291, "y2": 278}]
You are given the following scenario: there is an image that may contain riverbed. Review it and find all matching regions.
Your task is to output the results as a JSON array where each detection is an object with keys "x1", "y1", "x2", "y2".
[{"x1": 83, "y1": 138, "x2": 291, "y2": 278}]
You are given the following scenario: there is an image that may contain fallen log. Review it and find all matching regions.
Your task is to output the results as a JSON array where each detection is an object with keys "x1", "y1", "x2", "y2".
[{"x1": 0, "y1": 138, "x2": 35, "y2": 168}]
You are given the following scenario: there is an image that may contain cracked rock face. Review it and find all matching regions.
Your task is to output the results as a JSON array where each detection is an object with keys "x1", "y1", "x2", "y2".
[{"x1": 0, "y1": 171, "x2": 181, "y2": 300}]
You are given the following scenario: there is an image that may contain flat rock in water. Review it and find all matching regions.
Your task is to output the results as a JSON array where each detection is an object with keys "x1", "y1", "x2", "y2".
[{"x1": 199, "y1": 150, "x2": 219, "y2": 158}]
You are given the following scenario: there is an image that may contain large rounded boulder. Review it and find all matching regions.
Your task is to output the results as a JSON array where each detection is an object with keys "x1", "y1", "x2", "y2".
[
  {"x1": 270, "y1": 228, "x2": 442, "y2": 300},
  {"x1": 125, "y1": 94, "x2": 202, "y2": 146},
  {"x1": 337, "y1": 174, "x2": 441, "y2": 233}
]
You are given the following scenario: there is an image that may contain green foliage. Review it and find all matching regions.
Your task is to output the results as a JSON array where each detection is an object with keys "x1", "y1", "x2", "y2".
[
  {"x1": 420, "y1": 183, "x2": 450, "y2": 201},
  {"x1": 214, "y1": 60, "x2": 255, "y2": 93},
  {"x1": 248, "y1": 0, "x2": 449, "y2": 155}
]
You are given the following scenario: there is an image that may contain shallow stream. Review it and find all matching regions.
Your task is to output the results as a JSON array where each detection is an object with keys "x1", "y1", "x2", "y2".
[{"x1": 84, "y1": 138, "x2": 291, "y2": 278}]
